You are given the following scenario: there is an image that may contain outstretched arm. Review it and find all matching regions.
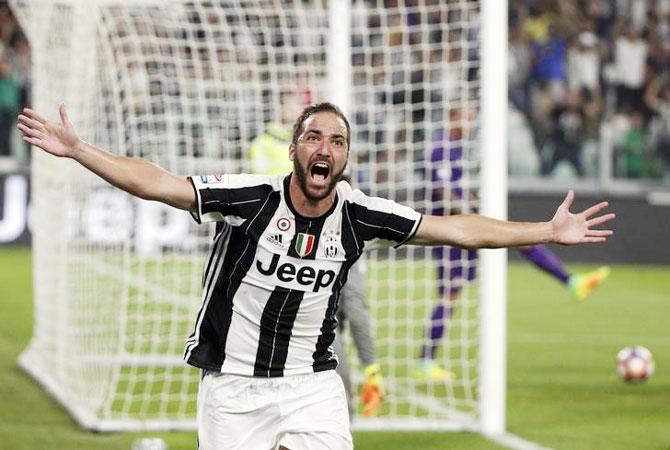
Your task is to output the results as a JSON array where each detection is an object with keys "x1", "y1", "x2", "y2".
[
  {"x1": 410, "y1": 190, "x2": 614, "y2": 248},
  {"x1": 17, "y1": 104, "x2": 196, "y2": 211}
]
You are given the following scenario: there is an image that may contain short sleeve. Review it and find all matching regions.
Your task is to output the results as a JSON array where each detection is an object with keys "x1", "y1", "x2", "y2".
[
  {"x1": 188, "y1": 174, "x2": 276, "y2": 225},
  {"x1": 347, "y1": 189, "x2": 422, "y2": 251}
]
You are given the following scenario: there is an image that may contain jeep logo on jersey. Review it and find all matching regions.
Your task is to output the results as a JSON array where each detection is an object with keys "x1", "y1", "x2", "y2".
[
  {"x1": 295, "y1": 232, "x2": 315, "y2": 257},
  {"x1": 257, "y1": 253, "x2": 336, "y2": 292}
]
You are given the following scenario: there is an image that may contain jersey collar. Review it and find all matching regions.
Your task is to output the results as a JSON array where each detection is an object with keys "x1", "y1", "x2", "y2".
[{"x1": 283, "y1": 174, "x2": 339, "y2": 222}]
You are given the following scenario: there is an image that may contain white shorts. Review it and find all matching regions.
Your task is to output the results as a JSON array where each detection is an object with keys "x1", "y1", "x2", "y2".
[{"x1": 197, "y1": 370, "x2": 353, "y2": 450}]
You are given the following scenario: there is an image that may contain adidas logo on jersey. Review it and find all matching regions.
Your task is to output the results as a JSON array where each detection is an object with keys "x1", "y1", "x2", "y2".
[
  {"x1": 266, "y1": 233, "x2": 284, "y2": 248},
  {"x1": 257, "y1": 253, "x2": 336, "y2": 292}
]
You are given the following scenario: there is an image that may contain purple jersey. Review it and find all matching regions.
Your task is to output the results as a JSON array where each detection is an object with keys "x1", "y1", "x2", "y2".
[
  {"x1": 428, "y1": 130, "x2": 477, "y2": 295},
  {"x1": 428, "y1": 130, "x2": 464, "y2": 216}
]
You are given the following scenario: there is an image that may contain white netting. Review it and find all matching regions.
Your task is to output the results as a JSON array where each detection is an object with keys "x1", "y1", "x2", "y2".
[
  {"x1": 12, "y1": 0, "x2": 483, "y2": 431},
  {"x1": 349, "y1": 0, "x2": 481, "y2": 430}
]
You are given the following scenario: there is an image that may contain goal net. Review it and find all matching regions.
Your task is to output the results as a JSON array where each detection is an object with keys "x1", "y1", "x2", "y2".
[{"x1": 12, "y1": 0, "x2": 491, "y2": 432}]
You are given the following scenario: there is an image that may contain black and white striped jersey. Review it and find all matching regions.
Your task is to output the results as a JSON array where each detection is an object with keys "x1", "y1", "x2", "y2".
[{"x1": 184, "y1": 173, "x2": 422, "y2": 377}]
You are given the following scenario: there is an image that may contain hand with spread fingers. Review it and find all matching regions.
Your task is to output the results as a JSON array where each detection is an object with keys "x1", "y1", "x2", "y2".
[
  {"x1": 17, "y1": 104, "x2": 80, "y2": 158},
  {"x1": 551, "y1": 190, "x2": 616, "y2": 245}
]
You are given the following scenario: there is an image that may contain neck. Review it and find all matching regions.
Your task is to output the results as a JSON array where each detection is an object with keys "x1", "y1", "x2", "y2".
[{"x1": 288, "y1": 174, "x2": 336, "y2": 218}]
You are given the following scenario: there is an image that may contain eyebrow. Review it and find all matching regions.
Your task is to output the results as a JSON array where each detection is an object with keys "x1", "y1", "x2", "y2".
[{"x1": 303, "y1": 129, "x2": 346, "y2": 142}]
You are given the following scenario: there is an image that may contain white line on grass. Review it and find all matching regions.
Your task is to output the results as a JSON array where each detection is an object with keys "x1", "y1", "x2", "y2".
[
  {"x1": 484, "y1": 432, "x2": 556, "y2": 450},
  {"x1": 353, "y1": 377, "x2": 557, "y2": 450}
]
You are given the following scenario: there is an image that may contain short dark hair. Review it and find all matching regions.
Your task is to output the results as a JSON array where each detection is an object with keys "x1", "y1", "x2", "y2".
[{"x1": 291, "y1": 102, "x2": 351, "y2": 149}]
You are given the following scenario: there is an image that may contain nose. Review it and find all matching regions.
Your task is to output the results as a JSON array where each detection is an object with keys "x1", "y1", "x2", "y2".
[{"x1": 316, "y1": 140, "x2": 333, "y2": 157}]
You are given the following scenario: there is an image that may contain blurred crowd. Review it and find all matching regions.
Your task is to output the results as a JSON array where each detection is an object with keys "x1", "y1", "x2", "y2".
[
  {"x1": 0, "y1": 1, "x2": 29, "y2": 162},
  {"x1": 509, "y1": 0, "x2": 670, "y2": 180},
  {"x1": 1, "y1": 0, "x2": 669, "y2": 184}
]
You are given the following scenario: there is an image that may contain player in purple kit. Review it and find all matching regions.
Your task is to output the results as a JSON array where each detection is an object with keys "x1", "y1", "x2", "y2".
[{"x1": 414, "y1": 106, "x2": 610, "y2": 382}]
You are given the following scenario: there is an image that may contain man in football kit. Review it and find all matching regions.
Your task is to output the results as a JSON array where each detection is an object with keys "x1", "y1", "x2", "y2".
[
  {"x1": 17, "y1": 102, "x2": 614, "y2": 450},
  {"x1": 415, "y1": 106, "x2": 611, "y2": 382},
  {"x1": 250, "y1": 120, "x2": 383, "y2": 419}
]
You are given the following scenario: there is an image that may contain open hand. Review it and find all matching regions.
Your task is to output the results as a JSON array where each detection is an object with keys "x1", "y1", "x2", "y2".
[
  {"x1": 551, "y1": 190, "x2": 615, "y2": 245},
  {"x1": 17, "y1": 104, "x2": 80, "y2": 158}
]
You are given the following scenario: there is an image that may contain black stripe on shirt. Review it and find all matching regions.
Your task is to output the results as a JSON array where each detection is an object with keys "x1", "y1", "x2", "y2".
[
  {"x1": 200, "y1": 223, "x2": 229, "y2": 287},
  {"x1": 184, "y1": 225, "x2": 231, "y2": 359},
  {"x1": 253, "y1": 287, "x2": 305, "y2": 377},
  {"x1": 312, "y1": 202, "x2": 362, "y2": 371},
  {"x1": 185, "y1": 189, "x2": 282, "y2": 371}
]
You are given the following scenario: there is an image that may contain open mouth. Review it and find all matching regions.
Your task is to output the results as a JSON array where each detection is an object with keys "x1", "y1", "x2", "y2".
[{"x1": 310, "y1": 162, "x2": 331, "y2": 183}]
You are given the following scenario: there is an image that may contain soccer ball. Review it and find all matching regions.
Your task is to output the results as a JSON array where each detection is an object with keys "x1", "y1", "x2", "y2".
[{"x1": 616, "y1": 346, "x2": 654, "y2": 382}]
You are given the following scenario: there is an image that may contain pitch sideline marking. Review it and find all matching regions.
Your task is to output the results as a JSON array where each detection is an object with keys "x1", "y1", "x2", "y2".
[
  {"x1": 357, "y1": 378, "x2": 556, "y2": 449},
  {"x1": 485, "y1": 432, "x2": 556, "y2": 450}
]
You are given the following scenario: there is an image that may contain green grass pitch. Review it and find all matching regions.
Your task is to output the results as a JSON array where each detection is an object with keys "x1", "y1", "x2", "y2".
[{"x1": 1, "y1": 246, "x2": 668, "y2": 450}]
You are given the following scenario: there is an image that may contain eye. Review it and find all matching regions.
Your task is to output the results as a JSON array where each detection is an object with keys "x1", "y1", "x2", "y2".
[
  {"x1": 306, "y1": 133, "x2": 319, "y2": 141},
  {"x1": 333, "y1": 139, "x2": 345, "y2": 148}
]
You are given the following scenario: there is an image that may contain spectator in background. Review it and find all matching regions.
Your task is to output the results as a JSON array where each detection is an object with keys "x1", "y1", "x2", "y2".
[
  {"x1": 567, "y1": 31, "x2": 601, "y2": 97},
  {"x1": 507, "y1": 0, "x2": 670, "y2": 181},
  {"x1": 529, "y1": 81, "x2": 557, "y2": 160},
  {"x1": 0, "y1": 3, "x2": 17, "y2": 46},
  {"x1": 644, "y1": 74, "x2": 670, "y2": 173},
  {"x1": 613, "y1": 24, "x2": 648, "y2": 112},
  {"x1": 523, "y1": 1, "x2": 556, "y2": 45},
  {"x1": 614, "y1": 109, "x2": 654, "y2": 178},
  {"x1": 653, "y1": 2, "x2": 670, "y2": 47},
  {"x1": 0, "y1": 4, "x2": 30, "y2": 161},
  {"x1": 527, "y1": 20, "x2": 569, "y2": 161},
  {"x1": 542, "y1": 89, "x2": 587, "y2": 177},
  {"x1": 585, "y1": 0, "x2": 617, "y2": 40},
  {"x1": 11, "y1": 31, "x2": 30, "y2": 114},
  {"x1": 0, "y1": 42, "x2": 19, "y2": 157},
  {"x1": 645, "y1": 25, "x2": 669, "y2": 80},
  {"x1": 625, "y1": 0, "x2": 650, "y2": 34},
  {"x1": 580, "y1": 87, "x2": 604, "y2": 175},
  {"x1": 509, "y1": 26, "x2": 532, "y2": 115},
  {"x1": 530, "y1": 22, "x2": 568, "y2": 103}
]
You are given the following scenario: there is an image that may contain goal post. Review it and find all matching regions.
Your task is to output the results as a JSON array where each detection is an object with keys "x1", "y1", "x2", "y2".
[
  {"x1": 12, "y1": 0, "x2": 507, "y2": 433},
  {"x1": 479, "y1": 0, "x2": 508, "y2": 436}
]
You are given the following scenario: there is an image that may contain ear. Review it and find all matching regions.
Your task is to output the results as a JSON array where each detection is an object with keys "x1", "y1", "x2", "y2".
[{"x1": 289, "y1": 143, "x2": 296, "y2": 161}]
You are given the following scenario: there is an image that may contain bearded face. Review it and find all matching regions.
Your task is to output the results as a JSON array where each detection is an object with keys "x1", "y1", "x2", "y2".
[
  {"x1": 290, "y1": 111, "x2": 349, "y2": 203},
  {"x1": 293, "y1": 154, "x2": 346, "y2": 202}
]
